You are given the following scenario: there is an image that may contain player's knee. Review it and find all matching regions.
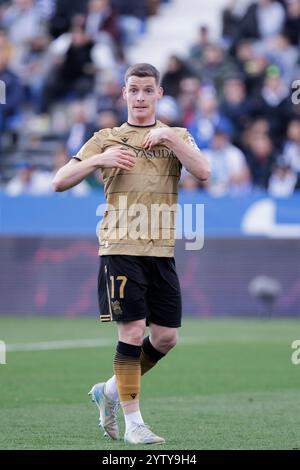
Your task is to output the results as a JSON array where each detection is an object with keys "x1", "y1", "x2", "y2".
[
  {"x1": 165, "y1": 333, "x2": 178, "y2": 350},
  {"x1": 125, "y1": 332, "x2": 144, "y2": 346},
  {"x1": 156, "y1": 331, "x2": 178, "y2": 352},
  {"x1": 118, "y1": 321, "x2": 146, "y2": 346}
]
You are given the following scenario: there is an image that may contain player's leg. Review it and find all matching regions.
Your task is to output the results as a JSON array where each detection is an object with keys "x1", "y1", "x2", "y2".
[
  {"x1": 106, "y1": 324, "x2": 178, "y2": 385},
  {"x1": 102, "y1": 327, "x2": 176, "y2": 419},
  {"x1": 89, "y1": 318, "x2": 145, "y2": 441},
  {"x1": 114, "y1": 319, "x2": 145, "y2": 431},
  {"x1": 139, "y1": 256, "x2": 181, "y2": 374},
  {"x1": 99, "y1": 254, "x2": 148, "y2": 417},
  {"x1": 105, "y1": 255, "x2": 181, "y2": 396},
  {"x1": 104, "y1": 325, "x2": 178, "y2": 406},
  {"x1": 115, "y1": 318, "x2": 165, "y2": 444},
  {"x1": 90, "y1": 255, "x2": 164, "y2": 442},
  {"x1": 88, "y1": 255, "x2": 123, "y2": 439},
  {"x1": 140, "y1": 323, "x2": 178, "y2": 375},
  {"x1": 115, "y1": 258, "x2": 180, "y2": 443}
]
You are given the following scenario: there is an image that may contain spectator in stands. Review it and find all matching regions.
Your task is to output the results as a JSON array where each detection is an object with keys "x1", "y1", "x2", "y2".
[
  {"x1": 97, "y1": 109, "x2": 119, "y2": 129},
  {"x1": 284, "y1": 0, "x2": 300, "y2": 46},
  {"x1": 96, "y1": 76, "x2": 124, "y2": 119},
  {"x1": 0, "y1": 31, "x2": 23, "y2": 147},
  {"x1": 249, "y1": 65, "x2": 293, "y2": 147},
  {"x1": 268, "y1": 161, "x2": 298, "y2": 197},
  {"x1": 148, "y1": 0, "x2": 161, "y2": 16},
  {"x1": 188, "y1": 25, "x2": 211, "y2": 67},
  {"x1": 280, "y1": 118, "x2": 300, "y2": 176},
  {"x1": 1, "y1": 0, "x2": 299, "y2": 198},
  {"x1": 1, "y1": 0, "x2": 45, "y2": 48},
  {"x1": 161, "y1": 55, "x2": 192, "y2": 98},
  {"x1": 66, "y1": 101, "x2": 95, "y2": 156},
  {"x1": 112, "y1": 0, "x2": 147, "y2": 45},
  {"x1": 6, "y1": 147, "x2": 91, "y2": 195},
  {"x1": 16, "y1": 34, "x2": 52, "y2": 114},
  {"x1": 244, "y1": 131, "x2": 277, "y2": 189},
  {"x1": 188, "y1": 87, "x2": 231, "y2": 149},
  {"x1": 177, "y1": 76, "x2": 201, "y2": 127},
  {"x1": 40, "y1": 24, "x2": 95, "y2": 113},
  {"x1": 156, "y1": 95, "x2": 181, "y2": 126},
  {"x1": 232, "y1": 0, "x2": 286, "y2": 47},
  {"x1": 241, "y1": 117, "x2": 271, "y2": 148},
  {"x1": 252, "y1": 33, "x2": 299, "y2": 86},
  {"x1": 205, "y1": 120, "x2": 251, "y2": 196},
  {"x1": 49, "y1": 0, "x2": 87, "y2": 38},
  {"x1": 234, "y1": 39, "x2": 268, "y2": 95},
  {"x1": 221, "y1": 0, "x2": 250, "y2": 47},
  {"x1": 5, "y1": 161, "x2": 48, "y2": 195},
  {"x1": 35, "y1": 0, "x2": 57, "y2": 21},
  {"x1": 85, "y1": 0, "x2": 121, "y2": 46},
  {"x1": 219, "y1": 76, "x2": 251, "y2": 146},
  {"x1": 191, "y1": 43, "x2": 238, "y2": 95}
]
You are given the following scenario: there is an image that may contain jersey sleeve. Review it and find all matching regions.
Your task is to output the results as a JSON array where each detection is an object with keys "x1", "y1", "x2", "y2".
[
  {"x1": 182, "y1": 129, "x2": 202, "y2": 152},
  {"x1": 73, "y1": 130, "x2": 108, "y2": 161}
]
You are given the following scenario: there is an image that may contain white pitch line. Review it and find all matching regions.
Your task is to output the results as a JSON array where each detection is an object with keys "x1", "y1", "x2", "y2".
[
  {"x1": 6, "y1": 338, "x2": 114, "y2": 352},
  {"x1": 5, "y1": 337, "x2": 201, "y2": 352},
  {"x1": 5, "y1": 335, "x2": 286, "y2": 352}
]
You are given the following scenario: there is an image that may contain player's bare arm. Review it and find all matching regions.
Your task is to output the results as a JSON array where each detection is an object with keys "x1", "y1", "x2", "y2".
[
  {"x1": 52, "y1": 147, "x2": 135, "y2": 192},
  {"x1": 142, "y1": 127, "x2": 211, "y2": 181}
]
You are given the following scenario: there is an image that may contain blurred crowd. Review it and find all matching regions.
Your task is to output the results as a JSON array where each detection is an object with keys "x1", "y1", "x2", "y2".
[{"x1": 1, "y1": 0, "x2": 300, "y2": 197}]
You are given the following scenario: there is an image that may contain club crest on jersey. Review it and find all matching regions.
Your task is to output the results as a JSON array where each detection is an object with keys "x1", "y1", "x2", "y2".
[{"x1": 112, "y1": 300, "x2": 123, "y2": 316}]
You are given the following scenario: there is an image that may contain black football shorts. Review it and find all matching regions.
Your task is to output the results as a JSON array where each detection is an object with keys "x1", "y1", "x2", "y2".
[{"x1": 98, "y1": 255, "x2": 182, "y2": 328}]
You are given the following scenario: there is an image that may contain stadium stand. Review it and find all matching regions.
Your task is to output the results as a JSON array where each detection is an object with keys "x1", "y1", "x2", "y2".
[{"x1": 0, "y1": 0, "x2": 299, "y2": 195}]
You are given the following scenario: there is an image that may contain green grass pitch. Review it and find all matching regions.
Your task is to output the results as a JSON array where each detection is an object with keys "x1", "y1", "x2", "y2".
[{"x1": 0, "y1": 316, "x2": 300, "y2": 450}]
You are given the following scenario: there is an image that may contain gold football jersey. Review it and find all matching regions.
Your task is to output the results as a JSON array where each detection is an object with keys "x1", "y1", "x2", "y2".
[{"x1": 75, "y1": 120, "x2": 197, "y2": 257}]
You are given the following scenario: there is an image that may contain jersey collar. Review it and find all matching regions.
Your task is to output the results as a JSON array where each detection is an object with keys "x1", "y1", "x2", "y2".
[{"x1": 126, "y1": 121, "x2": 157, "y2": 128}]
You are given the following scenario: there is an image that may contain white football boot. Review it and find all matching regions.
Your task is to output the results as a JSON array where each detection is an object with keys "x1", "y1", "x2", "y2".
[
  {"x1": 124, "y1": 423, "x2": 165, "y2": 445},
  {"x1": 88, "y1": 382, "x2": 120, "y2": 440}
]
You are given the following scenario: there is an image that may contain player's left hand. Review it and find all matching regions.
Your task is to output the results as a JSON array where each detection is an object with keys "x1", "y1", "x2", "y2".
[{"x1": 142, "y1": 128, "x2": 173, "y2": 150}]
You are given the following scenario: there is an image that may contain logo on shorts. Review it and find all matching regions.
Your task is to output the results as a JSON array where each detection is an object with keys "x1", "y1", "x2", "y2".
[
  {"x1": 130, "y1": 393, "x2": 137, "y2": 399},
  {"x1": 121, "y1": 137, "x2": 129, "y2": 143},
  {"x1": 112, "y1": 300, "x2": 123, "y2": 316}
]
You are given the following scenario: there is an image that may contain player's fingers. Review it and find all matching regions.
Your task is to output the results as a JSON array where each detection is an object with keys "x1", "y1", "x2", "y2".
[
  {"x1": 119, "y1": 157, "x2": 135, "y2": 167},
  {"x1": 117, "y1": 147, "x2": 135, "y2": 157},
  {"x1": 117, "y1": 162, "x2": 132, "y2": 170},
  {"x1": 120, "y1": 151, "x2": 135, "y2": 160},
  {"x1": 122, "y1": 160, "x2": 135, "y2": 167},
  {"x1": 120, "y1": 155, "x2": 135, "y2": 164},
  {"x1": 147, "y1": 139, "x2": 154, "y2": 150},
  {"x1": 122, "y1": 149, "x2": 135, "y2": 156},
  {"x1": 142, "y1": 135, "x2": 150, "y2": 147}
]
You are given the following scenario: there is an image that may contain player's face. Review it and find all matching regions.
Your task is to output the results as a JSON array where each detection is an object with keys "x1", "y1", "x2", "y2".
[{"x1": 123, "y1": 76, "x2": 163, "y2": 126}]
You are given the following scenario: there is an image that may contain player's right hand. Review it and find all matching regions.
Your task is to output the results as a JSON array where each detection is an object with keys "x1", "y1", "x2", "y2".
[{"x1": 92, "y1": 147, "x2": 136, "y2": 170}]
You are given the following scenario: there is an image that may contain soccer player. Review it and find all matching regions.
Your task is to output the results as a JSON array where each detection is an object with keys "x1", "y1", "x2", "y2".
[{"x1": 53, "y1": 63, "x2": 210, "y2": 444}]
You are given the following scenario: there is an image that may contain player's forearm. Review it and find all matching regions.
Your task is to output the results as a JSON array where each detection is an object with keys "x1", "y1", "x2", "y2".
[
  {"x1": 165, "y1": 132, "x2": 211, "y2": 181},
  {"x1": 52, "y1": 157, "x2": 99, "y2": 192}
]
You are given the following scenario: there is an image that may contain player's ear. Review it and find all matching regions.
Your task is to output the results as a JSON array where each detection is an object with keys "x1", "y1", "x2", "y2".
[
  {"x1": 158, "y1": 87, "x2": 163, "y2": 99},
  {"x1": 122, "y1": 86, "x2": 127, "y2": 100}
]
